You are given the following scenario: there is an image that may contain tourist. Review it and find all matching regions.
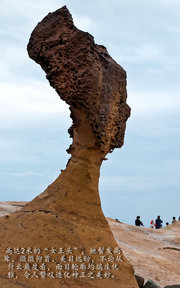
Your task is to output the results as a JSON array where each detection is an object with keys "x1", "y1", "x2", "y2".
[
  {"x1": 166, "y1": 222, "x2": 169, "y2": 226},
  {"x1": 155, "y1": 216, "x2": 163, "y2": 229},
  {"x1": 150, "y1": 220, "x2": 154, "y2": 228},
  {"x1": 135, "y1": 216, "x2": 144, "y2": 227},
  {"x1": 172, "y1": 217, "x2": 177, "y2": 223}
]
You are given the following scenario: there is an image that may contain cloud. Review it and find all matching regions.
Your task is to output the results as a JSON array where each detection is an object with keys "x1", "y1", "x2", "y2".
[
  {"x1": 158, "y1": 0, "x2": 180, "y2": 7},
  {"x1": 0, "y1": 80, "x2": 70, "y2": 128},
  {"x1": 128, "y1": 90, "x2": 180, "y2": 115},
  {"x1": 1, "y1": 171, "x2": 45, "y2": 177},
  {"x1": 115, "y1": 44, "x2": 164, "y2": 63},
  {"x1": 0, "y1": 0, "x2": 62, "y2": 23},
  {"x1": 167, "y1": 26, "x2": 180, "y2": 36},
  {"x1": 0, "y1": 1, "x2": 70, "y2": 48},
  {"x1": 73, "y1": 14, "x2": 95, "y2": 32},
  {"x1": 0, "y1": 46, "x2": 30, "y2": 81},
  {"x1": 100, "y1": 169, "x2": 180, "y2": 193}
]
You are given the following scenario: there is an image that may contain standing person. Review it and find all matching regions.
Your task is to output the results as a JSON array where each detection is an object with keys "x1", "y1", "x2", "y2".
[
  {"x1": 155, "y1": 216, "x2": 163, "y2": 229},
  {"x1": 135, "y1": 216, "x2": 144, "y2": 227},
  {"x1": 178, "y1": 217, "x2": 180, "y2": 221},
  {"x1": 150, "y1": 220, "x2": 154, "y2": 228},
  {"x1": 172, "y1": 217, "x2": 177, "y2": 223}
]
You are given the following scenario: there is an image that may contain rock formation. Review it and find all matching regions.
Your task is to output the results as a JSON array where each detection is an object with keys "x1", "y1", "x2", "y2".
[{"x1": 0, "y1": 6, "x2": 138, "y2": 288}]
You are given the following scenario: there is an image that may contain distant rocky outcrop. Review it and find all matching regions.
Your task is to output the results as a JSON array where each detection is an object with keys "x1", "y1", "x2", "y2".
[{"x1": 0, "y1": 6, "x2": 138, "y2": 288}]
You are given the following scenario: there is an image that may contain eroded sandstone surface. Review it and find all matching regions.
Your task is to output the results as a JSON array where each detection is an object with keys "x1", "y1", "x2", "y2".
[
  {"x1": 108, "y1": 218, "x2": 180, "y2": 287},
  {"x1": 0, "y1": 6, "x2": 137, "y2": 288}
]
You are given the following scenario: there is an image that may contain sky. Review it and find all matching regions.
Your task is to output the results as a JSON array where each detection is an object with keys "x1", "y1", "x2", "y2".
[{"x1": 0, "y1": 0, "x2": 180, "y2": 227}]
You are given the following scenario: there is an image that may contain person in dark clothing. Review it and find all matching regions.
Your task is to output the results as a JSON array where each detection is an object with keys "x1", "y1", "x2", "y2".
[
  {"x1": 155, "y1": 215, "x2": 163, "y2": 229},
  {"x1": 135, "y1": 216, "x2": 144, "y2": 227},
  {"x1": 172, "y1": 216, "x2": 177, "y2": 223}
]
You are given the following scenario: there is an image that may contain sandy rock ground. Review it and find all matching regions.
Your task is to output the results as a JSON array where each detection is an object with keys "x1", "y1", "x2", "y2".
[
  {"x1": 107, "y1": 218, "x2": 180, "y2": 287},
  {"x1": 1, "y1": 202, "x2": 179, "y2": 287},
  {"x1": 0, "y1": 202, "x2": 27, "y2": 216}
]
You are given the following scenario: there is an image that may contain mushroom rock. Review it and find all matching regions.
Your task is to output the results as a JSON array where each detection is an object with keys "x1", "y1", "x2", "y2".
[{"x1": 0, "y1": 6, "x2": 138, "y2": 288}]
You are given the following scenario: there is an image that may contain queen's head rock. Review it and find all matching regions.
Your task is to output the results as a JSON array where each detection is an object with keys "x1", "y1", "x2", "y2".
[
  {"x1": 27, "y1": 5, "x2": 130, "y2": 156},
  {"x1": 0, "y1": 6, "x2": 138, "y2": 288}
]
